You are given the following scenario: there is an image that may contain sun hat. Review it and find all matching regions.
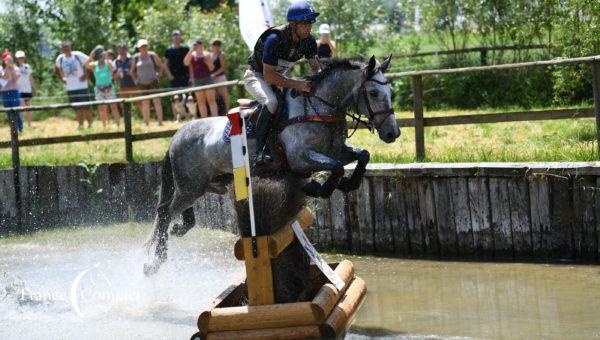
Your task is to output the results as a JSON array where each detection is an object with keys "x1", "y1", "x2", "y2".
[
  {"x1": 318, "y1": 24, "x2": 331, "y2": 34},
  {"x1": 136, "y1": 39, "x2": 149, "y2": 48},
  {"x1": 2, "y1": 51, "x2": 12, "y2": 61},
  {"x1": 15, "y1": 51, "x2": 25, "y2": 58}
]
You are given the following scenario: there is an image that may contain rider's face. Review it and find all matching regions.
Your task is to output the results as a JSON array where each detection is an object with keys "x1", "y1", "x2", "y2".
[{"x1": 294, "y1": 21, "x2": 313, "y2": 39}]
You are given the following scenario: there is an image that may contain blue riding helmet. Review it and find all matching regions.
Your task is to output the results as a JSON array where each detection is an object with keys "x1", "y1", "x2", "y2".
[{"x1": 286, "y1": 1, "x2": 320, "y2": 22}]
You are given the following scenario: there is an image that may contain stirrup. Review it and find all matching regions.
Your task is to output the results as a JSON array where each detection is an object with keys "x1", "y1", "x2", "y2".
[{"x1": 253, "y1": 147, "x2": 273, "y2": 166}]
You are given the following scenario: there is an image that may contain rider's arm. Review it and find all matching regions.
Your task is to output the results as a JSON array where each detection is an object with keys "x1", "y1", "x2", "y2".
[
  {"x1": 262, "y1": 34, "x2": 311, "y2": 92},
  {"x1": 263, "y1": 64, "x2": 310, "y2": 92}
]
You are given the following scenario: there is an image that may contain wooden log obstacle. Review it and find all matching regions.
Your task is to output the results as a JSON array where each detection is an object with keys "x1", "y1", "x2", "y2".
[
  {"x1": 192, "y1": 206, "x2": 366, "y2": 339},
  {"x1": 190, "y1": 109, "x2": 366, "y2": 339}
]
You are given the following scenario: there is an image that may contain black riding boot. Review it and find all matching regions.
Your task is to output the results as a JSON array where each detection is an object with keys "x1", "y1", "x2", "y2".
[{"x1": 253, "y1": 105, "x2": 273, "y2": 166}]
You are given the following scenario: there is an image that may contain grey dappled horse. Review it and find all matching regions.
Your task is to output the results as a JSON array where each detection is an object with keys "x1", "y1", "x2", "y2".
[{"x1": 144, "y1": 56, "x2": 400, "y2": 275}]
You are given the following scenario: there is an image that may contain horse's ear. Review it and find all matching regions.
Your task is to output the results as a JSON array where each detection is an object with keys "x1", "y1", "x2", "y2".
[
  {"x1": 379, "y1": 54, "x2": 392, "y2": 73},
  {"x1": 363, "y1": 55, "x2": 377, "y2": 80}
]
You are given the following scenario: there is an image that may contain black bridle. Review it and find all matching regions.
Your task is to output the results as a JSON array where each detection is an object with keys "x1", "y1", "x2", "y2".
[{"x1": 305, "y1": 76, "x2": 395, "y2": 137}]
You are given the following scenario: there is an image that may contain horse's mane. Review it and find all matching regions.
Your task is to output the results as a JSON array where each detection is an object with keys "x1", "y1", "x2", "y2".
[{"x1": 304, "y1": 58, "x2": 363, "y2": 85}]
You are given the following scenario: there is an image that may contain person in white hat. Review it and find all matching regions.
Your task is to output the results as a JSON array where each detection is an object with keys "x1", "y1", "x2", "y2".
[
  {"x1": 130, "y1": 39, "x2": 165, "y2": 126},
  {"x1": 15, "y1": 50, "x2": 35, "y2": 128},
  {"x1": 317, "y1": 23, "x2": 337, "y2": 59}
]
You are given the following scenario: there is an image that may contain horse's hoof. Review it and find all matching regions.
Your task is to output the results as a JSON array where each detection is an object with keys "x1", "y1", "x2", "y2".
[
  {"x1": 143, "y1": 263, "x2": 158, "y2": 277},
  {"x1": 302, "y1": 180, "x2": 321, "y2": 197},
  {"x1": 170, "y1": 223, "x2": 191, "y2": 237}
]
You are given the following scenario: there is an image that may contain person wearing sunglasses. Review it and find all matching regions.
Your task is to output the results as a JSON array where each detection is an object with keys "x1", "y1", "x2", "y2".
[{"x1": 244, "y1": 0, "x2": 320, "y2": 166}]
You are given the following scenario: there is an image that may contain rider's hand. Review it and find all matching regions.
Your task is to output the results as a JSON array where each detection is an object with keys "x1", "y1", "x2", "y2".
[{"x1": 297, "y1": 80, "x2": 312, "y2": 93}]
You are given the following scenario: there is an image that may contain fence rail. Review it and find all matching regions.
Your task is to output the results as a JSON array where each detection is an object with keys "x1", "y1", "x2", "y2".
[{"x1": 2, "y1": 54, "x2": 600, "y2": 223}]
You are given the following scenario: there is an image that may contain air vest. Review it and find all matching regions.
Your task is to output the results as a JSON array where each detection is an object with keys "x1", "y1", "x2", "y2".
[{"x1": 247, "y1": 24, "x2": 316, "y2": 74}]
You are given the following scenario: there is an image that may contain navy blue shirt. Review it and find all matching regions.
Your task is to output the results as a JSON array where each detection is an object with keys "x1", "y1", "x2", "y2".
[
  {"x1": 263, "y1": 33, "x2": 317, "y2": 67},
  {"x1": 248, "y1": 25, "x2": 317, "y2": 74}
]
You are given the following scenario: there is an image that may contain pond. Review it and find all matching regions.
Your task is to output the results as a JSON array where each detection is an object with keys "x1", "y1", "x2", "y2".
[{"x1": 1, "y1": 223, "x2": 598, "y2": 339}]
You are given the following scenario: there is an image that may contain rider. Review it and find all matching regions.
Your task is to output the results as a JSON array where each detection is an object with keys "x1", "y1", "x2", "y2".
[{"x1": 243, "y1": 0, "x2": 321, "y2": 166}]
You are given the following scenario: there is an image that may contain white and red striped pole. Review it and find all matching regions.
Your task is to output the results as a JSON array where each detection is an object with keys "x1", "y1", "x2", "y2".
[{"x1": 227, "y1": 110, "x2": 258, "y2": 257}]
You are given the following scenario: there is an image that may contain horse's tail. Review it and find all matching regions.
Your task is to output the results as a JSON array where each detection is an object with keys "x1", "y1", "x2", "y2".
[{"x1": 144, "y1": 150, "x2": 175, "y2": 252}]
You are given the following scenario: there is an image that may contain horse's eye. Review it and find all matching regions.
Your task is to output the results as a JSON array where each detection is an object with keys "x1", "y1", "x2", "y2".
[{"x1": 369, "y1": 90, "x2": 379, "y2": 97}]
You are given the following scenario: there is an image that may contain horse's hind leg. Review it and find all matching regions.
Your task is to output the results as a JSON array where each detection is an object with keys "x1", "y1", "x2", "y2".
[
  {"x1": 143, "y1": 203, "x2": 172, "y2": 276},
  {"x1": 170, "y1": 207, "x2": 196, "y2": 237},
  {"x1": 300, "y1": 149, "x2": 344, "y2": 199}
]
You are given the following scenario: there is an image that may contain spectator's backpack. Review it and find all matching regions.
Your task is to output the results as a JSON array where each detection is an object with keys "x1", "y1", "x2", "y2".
[{"x1": 58, "y1": 53, "x2": 95, "y2": 85}]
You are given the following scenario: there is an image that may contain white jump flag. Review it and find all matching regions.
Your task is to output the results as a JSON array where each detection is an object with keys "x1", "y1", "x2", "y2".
[{"x1": 291, "y1": 221, "x2": 345, "y2": 291}]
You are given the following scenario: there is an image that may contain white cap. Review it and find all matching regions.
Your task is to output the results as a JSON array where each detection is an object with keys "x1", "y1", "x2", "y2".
[
  {"x1": 136, "y1": 39, "x2": 149, "y2": 48},
  {"x1": 15, "y1": 51, "x2": 25, "y2": 58},
  {"x1": 318, "y1": 24, "x2": 331, "y2": 34}
]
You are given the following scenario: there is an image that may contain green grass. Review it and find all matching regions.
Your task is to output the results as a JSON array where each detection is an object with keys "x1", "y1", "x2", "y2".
[{"x1": 0, "y1": 107, "x2": 598, "y2": 169}]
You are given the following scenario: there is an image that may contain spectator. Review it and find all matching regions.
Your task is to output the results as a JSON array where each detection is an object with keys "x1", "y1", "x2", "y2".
[
  {"x1": 131, "y1": 39, "x2": 164, "y2": 126},
  {"x1": 316, "y1": 24, "x2": 337, "y2": 58},
  {"x1": 1, "y1": 51, "x2": 23, "y2": 133},
  {"x1": 210, "y1": 40, "x2": 230, "y2": 113},
  {"x1": 105, "y1": 49, "x2": 116, "y2": 62},
  {"x1": 15, "y1": 51, "x2": 35, "y2": 128},
  {"x1": 164, "y1": 30, "x2": 191, "y2": 89},
  {"x1": 85, "y1": 46, "x2": 121, "y2": 128},
  {"x1": 184, "y1": 39, "x2": 217, "y2": 118},
  {"x1": 113, "y1": 44, "x2": 139, "y2": 100},
  {"x1": 54, "y1": 41, "x2": 94, "y2": 129}
]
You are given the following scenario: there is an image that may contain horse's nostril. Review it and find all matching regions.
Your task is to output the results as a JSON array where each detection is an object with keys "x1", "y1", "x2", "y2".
[{"x1": 386, "y1": 132, "x2": 394, "y2": 140}]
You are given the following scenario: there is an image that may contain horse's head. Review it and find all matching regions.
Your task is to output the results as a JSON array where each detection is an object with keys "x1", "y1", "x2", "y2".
[{"x1": 354, "y1": 55, "x2": 400, "y2": 143}]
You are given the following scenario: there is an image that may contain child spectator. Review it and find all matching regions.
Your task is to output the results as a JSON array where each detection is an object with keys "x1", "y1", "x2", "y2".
[
  {"x1": 15, "y1": 51, "x2": 35, "y2": 128},
  {"x1": 1, "y1": 51, "x2": 23, "y2": 133}
]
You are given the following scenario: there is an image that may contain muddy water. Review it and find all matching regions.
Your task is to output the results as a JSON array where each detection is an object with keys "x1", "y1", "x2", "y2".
[{"x1": 1, "y1": 225, "x2": 599, "y2": 339}]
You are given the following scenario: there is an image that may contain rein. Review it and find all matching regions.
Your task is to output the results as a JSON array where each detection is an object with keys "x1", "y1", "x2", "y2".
[{"x1": 298, "y1": 76, "x2": 395, "y2": 137}]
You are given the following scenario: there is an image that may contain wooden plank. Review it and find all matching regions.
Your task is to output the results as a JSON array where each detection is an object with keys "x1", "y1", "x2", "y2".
[
  {"x1": 528, "y1": 176, "x2": 551, "y2": 258},
  {"x1": 123, "y1": 102, "x2": 133, "y2": 162},
  {"x1": 200, "y1": 301, "x2": 320, "y2": 332},
  {"x1": 433, "y1": 178, "x2": 457, "y2": 256},
  {"x1": 317, "y1": 198, "x2": 333, "y2": 250},
  {"x1": 357, "y1": 178, "x2": 374, "y2": 253},
  {"x1": 572, "y1": 176, "x2": 596, "y2": 259},
  {"x1": 0, "y1": 170, "x2": 16, "y2": 229},
  {"x1": 385, "y1": 55, "x2": 600, "y2": 78},
  {"x1": 37, "y1": 166, "x2": 59, "y2": 228},
  {"x1": 404, "y1": 178, "x2": 424, "y2": 255},
  {"x1": 393, "y1": 44, "x2": 547, "y2": 59},
  {"x1": 467, "y1": 177, "x2": 493, "y2": 257},
  {"x1": 388, "y1": 178, "x2": 409, "y2": 254},
  {"x1": 417, "y1": 177, "x2": 439, "y2": 256},
  {"x1": 489, "y1": 178, "x2": 514, "y2": 259},
  {"x1": 344, "y1": 190, "x2": 360, "y2": 253},
  {"x1": 591, "y1": 62, "x2": 600, "y2": 145},
  {"x1": 424, "y1": 108, "x2": 594, "y2": 127},
  {"x1": 412, "y1": 75, "x2": 425, "y2": 160},
  {"x1": 371, "y1": 176, "x2": 394, "y2": 253},
  {"x1": 548, "y1": 176, "x2": 575, "y2": 259},
  {"x1": 242, "y1": 236, "x2": 274, "y2": 305},
  {"x1": 329, "y1": 190, "x2": 348, "y2": 252},
  {"x1": 450, "y1": 177, "x2": 475, "y2": 256},
  {"x1": 206, "y1": 326, "x2": 321, "y2": 340},
  {"x1": 508, "y1": 177, "x2": 533, "y2": 258},
  {"x1": 595, "y1": 178, "x2": 600, "y2": 260}
]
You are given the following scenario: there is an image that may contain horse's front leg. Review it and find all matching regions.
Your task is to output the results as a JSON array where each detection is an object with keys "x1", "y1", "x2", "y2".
[
  {"x1": 300, "y1": 149, "x2": 344, "y2": 199},
  {"x1": 337, "y1": 145, "x2": 370, "y2": 192}
]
